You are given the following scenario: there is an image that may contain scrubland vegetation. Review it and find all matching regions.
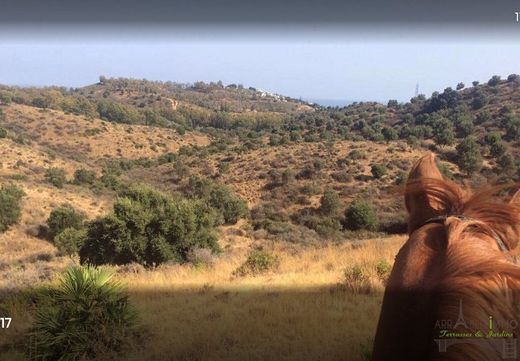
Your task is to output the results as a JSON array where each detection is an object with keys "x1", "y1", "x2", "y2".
[{"x1": 1, "y1": 73, "x2": 520, "y2": 360}]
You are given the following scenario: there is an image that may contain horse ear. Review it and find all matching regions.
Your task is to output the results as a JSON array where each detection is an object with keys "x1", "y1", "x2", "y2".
[{"x1": 405, "y1": 153, "x2": 446, "y2": 233}]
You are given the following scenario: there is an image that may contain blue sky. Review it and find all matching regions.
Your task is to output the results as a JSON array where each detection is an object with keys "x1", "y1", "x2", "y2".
[{"x1": 1, "y1": 26, "x2": 519, "y2": 103}]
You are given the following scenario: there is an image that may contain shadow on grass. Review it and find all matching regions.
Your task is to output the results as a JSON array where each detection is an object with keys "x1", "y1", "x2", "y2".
[{"x1": 0, "y1": 286, "x2": 383, "y2": 361}]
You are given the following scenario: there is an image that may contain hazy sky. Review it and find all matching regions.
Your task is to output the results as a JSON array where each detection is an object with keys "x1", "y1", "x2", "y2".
[{"x1": 1, "y1": 26, "x2": 519, "y2": 103}]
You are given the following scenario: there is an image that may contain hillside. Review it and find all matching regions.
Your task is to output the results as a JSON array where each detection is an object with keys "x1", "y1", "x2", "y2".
[{"x1": 1, "y1": 73, "x2": 520, "y2": 360}]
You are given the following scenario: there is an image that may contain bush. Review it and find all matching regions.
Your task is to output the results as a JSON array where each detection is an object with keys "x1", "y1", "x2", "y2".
[
  {"x1": 395, "y1": 171, "x2": 407, "y2": 185},
  {"x1": 498, "y1": 153, "x2": 515, "y2": 173},
  {"x1": 186, "y1": 247, "x2": 216, "y2": 268},
  {"x1": 73, "y1": 168, "x2": 96, "y2": 185},
  {"x1": 54, "y1": 227, "x2": 87, "y2": 256},
  {"x1": 209, "y1": 184, "x2": 248, "y2": 224},
  {"x1": 371, "y1": 164, "x2": 386, "y2": 179},
  {"x1": 437, "y1": 162, "x2": 454, "y2": 180},
  {"x1": 0, "y1": 184, "x2": 25, "y2": 232},
  {"x1": 319, "y1": 189, "x2": 340, "y2": 216},
  {"x1": 488, "y1": 75, "x2": 501, "y2": 86},
  {"x1": 432, "y1": 117, "x2": 455, "y2": 147},
  {"x1": 342, "y1": 265, "x2": 373, "y2": 293},
  {"x1": 233, "y1": 250, "x2": 279, "y2": 276},
  {"x1": 47, "y1": 205, "x2": 85, "y2": 240},
  {"x1": 80, "y1": 185, "x2": 220, "y2": 266},
  {"x1": 44, "y1": 167, "x2": 67, "y2": 188},
  {"x1": 28, "y1": 266, "x2": 136, "y2": 360},
  {"x1": 344, "y1": 200, "x2": 379, "y2": 231},
  {"x1": 375, "y1": 260, "x2": 392, "y2": 284},
  {"x1": 304, "y1": 216, "x2": 342, "y2": 238},
  {"x1": 185, "y1": 176, "x2": 248, "y2": 224},
  {"x1": 456, "y1": 137, "x2": 482, "y2": 176},
  {"x1": 348, "y1": 150, "x2": 366, "y2": 160},
  {"x1": 0, "y1": 127, "x2": 7, "y2": 138}
]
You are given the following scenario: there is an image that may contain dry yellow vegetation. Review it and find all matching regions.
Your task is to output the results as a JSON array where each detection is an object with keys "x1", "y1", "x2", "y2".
[
  {"x1": 2, "y1": 104, "x2": 208, "y2": 167},
  {"x1": 1, "y1": 232, "x2": 405, "y2": 361}
]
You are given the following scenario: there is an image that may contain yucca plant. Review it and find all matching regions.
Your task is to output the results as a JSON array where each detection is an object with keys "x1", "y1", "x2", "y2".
[{"x1": 27, "y1": 266, "x2": 137, "y2": 361}]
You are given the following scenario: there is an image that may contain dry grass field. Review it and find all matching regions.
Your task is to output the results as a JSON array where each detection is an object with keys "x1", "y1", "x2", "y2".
[
  {"x1": 2, "y1": 104, "x2": 209, "y2": 167},
  {"x1": 1, "y1": 232, "x2": 405, "y2": 361}
]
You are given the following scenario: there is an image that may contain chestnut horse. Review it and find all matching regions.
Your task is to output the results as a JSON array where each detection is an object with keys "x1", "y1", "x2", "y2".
[{"x1": 372, "y1": 153, "x2": 520, "y2": 361}]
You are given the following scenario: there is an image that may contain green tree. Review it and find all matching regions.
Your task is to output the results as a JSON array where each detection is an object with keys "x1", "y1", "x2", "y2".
[
  {"x1": 456, "y1": 82, "x2": 465, "y2": 90},
  {"x1": 382, "y1": 127, "x2": 398, "y2": 142},
  {"x1": 344, "y1": 200, "x2": 378, "y2": 231},
  {"x1": 31, "y1": 97, "x2": 51, "y2": 109},
  {"x1": 47, "y1": 205, "x2": 85, "y2": 240},
  {"x1": 54, "y1": 228, "x2": 87, "y2": 256},
  {"x1": 319, "y1": 189, "x2": 341, "y2": 216},
  {"x1": 0, "y1": 184, "x2": 24, "y2": 232},
  {"x1": 432, "y1": 118, "x2": 455, "y2": 147},
  {"x1": 455, "y1": 115, "x2": 474, "y2": 138},
  {"x1": 488, "y1": 75, "x2": 501, "y2": 86},
  {"x1": 80, "y1": 185, "x2": 220, "y2": 266},
  {"x1": 209, "y1": 184, "x2": 248, "y2": 224},
  {"x1": 456, "y1": 137, "x2": 482, "y2": 176}
]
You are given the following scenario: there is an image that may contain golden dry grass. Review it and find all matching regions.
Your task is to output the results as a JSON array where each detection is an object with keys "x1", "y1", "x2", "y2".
[
  {"x1": 113, "y1": 235, "x2": 405, "y2": 361},
  {"x1": 2, "y1": 104, "x2": 209, "y2": 166},
  {"x1": 0, "y1": 235, "x2": 405, "y2": 361}
]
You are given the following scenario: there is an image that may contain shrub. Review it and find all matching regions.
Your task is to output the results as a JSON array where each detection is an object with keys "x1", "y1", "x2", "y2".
[
  {"x1": 47, "y1": 205, "x2": 85, "y2": 240},
  {"x1": 382, "y1": 127, "x2": 398, "y2": 142},
  {"x1": 456, "y1": 137, "x2": 482, "y2": 176},
  {"x1": 185, "y1": 176, "x2": 248, "y2": 224},
  {"x1": 319, "y1": 189, "x2": 340, "y2": 216},
  {"x1": 432, "y1": 117, "x2": 455, "y2": 147},
  {"x1": 44, "y1": 167, "x2": 67, "y2": 188},
  {"x1": 304, "y1": 216, "x2": 342, "y2": 238},
  {"x1": 488, "y1": 75, "x2": 501, "y2": 86},
  {"x1": 281, "y1": 169, "x2": 296, "y2": 185},
  {"x1": 186, "y1": 247, "x2": 216, "y2": 268},
  {"x1": 28, "y1": 266, "x2": 136, "y2": 360},
  {"x1": 508, "y1": 74, "x2": 520, "y2": 82},
  {"x1": 395, "y1": 171, "x2": 407, "y2": 185},
  {"x1": 209, "y1": 184, "x2": 248, "y2": 224},
  {"x1": 371, "y1": 164, "x2": 386, "y2": 179},
  {"x1": 498, "y1": 153, "x2": 515, "y2": 173},
  {"x1": 0, "y1": 127, "x2": 7, "y2": 138},
  {"x1": 348, "y1": 149, "x2": 366, "y2": 160},
  {"x1": 375, "y1": 260, "x2": 392, "y2": 285},
  {"x1": 73, "y1": 168, "x2": 96, "y2": 185},
  {"x1": 54, "y1": 227, "x2": 87, "y2": 256},
  {"x1": 233, "y1": 250, "x2": 279, "y2": 276},
  {"x1": 437, "y1": 162, "x2": 454, "y2": 180},
  {"x1": 344, "y1": 200, "x2": 378, "y2": 231},
  {"x1": 0, "y1": 184, "x2": 25, "y2": 232},
  {"x1": 99, "y1": 171, "x2": 121, "y2": 191},
  {"x1": 80, "y1": 185, "x2": 220, "y2": 266},
  {"x1": 342, "y1": 265, "x2": 373, "y2": 293}
]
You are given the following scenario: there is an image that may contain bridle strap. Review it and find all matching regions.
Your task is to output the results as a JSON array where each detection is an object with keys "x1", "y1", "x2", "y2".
[{"x1": 421, "y1": 214, "x2": 512, "y2": 256}]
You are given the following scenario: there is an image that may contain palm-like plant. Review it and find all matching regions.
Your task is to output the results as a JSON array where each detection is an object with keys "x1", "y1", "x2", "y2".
[{"x1": 28, "y1": 266, "x2": 137, "y2": 361}]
